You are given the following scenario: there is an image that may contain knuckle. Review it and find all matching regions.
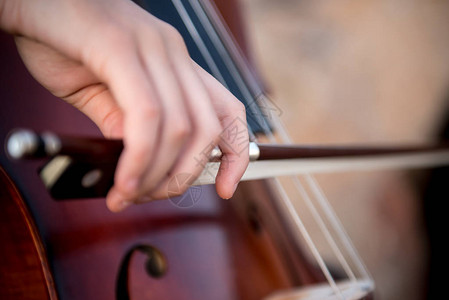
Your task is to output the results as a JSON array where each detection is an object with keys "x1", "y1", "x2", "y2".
[
  {"x1": 205, "y1": 122, "x2": 222, "y2": 143},
  {"x1": 231, "y1": 100, "x2": 246, "y2": 115},
  {"x1": 139, "y1": 102, "x2": 161, "y2": 120},
  {"x1": 170, "y1": 118, "x2": 192, "y2": 141},
  {"x1": 85, "y1": 25, "x2": 136, "y2": 76},
  {"x1": 211, "y1": 122, "x2": 223, "y2": 137},
  {"x1": 158, "y1": 23, "x2": 188, "y2": 55},
  {"x1": 102, "y1": 25, "x2": 133, "y2": 49},
  {"x1": 101, "y1": 108, "x2": 124, "y2": 138},
  {"x1": 148, "y1": 30, "x2": 166, "y2": 53},
  {"x1": 161, "y1": 23, "x2": 184, "y2": 44},
  {"x1": 130, "y1": 145, "x2": 149, "y2": 164}
]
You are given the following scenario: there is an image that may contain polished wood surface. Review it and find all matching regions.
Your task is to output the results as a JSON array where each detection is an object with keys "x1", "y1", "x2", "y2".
[{"x1": 0, "y1": 167, "x2": 57, "y2": 300}]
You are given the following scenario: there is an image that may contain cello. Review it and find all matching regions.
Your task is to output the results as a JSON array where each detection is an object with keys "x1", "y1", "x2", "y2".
[
  {"x1": 0, "y1": 0, "x2": 333, "y2": 298},
  {"x1": 3, "y1": 0, "x2": 444, "y2": 299}
]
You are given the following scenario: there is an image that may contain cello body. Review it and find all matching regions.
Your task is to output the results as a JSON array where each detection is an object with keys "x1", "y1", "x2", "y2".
[{"x1": 0, "y1": 1, "x2": 324, "y2": 299}]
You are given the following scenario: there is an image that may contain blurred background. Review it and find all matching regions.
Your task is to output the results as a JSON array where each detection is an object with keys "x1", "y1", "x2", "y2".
[{"x1": 238, "y1": 0, "x2": 449, "y2": 299}]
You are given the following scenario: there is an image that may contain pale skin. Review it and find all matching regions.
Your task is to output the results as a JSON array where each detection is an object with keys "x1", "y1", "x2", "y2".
[{"x1": 0, "y1": 0, "x2": 249, "y2": 211}]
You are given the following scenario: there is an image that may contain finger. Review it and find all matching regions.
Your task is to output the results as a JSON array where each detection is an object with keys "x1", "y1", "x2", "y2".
[
  {"x1": 147, "y1": 58, "x2": 222, "y2": 200},
  {"x1": 90, "y1": 34, "x2": 162, "y2": 211},
  {"x1": 134, "y1": 25, "x2": 192, "y2": 197},
  {"x1": 194, "y1": 64, "x2": 249, "y2": 199}
]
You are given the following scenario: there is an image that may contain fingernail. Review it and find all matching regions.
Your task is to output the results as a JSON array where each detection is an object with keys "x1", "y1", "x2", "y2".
[
  {"x1": 117, "y1": 200, "x2": 133, "y2": 211},
  {"x1": 124, "y1": 177, "x2": 139, "y2": 194}
]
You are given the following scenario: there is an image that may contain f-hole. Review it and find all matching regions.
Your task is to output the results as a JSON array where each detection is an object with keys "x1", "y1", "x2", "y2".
[{"x1": 116, "y1": 244, "x2": 167, "y2": 300}]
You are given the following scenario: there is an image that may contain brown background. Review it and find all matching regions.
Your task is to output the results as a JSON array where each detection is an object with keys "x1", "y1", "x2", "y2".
[{"x1": 240, "y1": 0, "x2": 449, "y2": 299}]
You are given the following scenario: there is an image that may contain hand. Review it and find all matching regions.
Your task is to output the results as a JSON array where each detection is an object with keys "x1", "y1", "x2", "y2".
[{"x1": 0, "y1": 0, "x2": 249, "y2": 211}]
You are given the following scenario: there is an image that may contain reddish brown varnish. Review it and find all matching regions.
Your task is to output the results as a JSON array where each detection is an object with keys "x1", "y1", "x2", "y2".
[
  {"x1": 0, "y1": 167, "x2": 57, "y2": 299},
  {"x1": 0, "y1": 1, "x2": 327, "y2": 299}
]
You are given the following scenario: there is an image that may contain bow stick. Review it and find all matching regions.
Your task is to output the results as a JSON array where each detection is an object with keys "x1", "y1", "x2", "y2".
[{"x1": 7, "y1": 129, "x2": 449, "y2": 187}]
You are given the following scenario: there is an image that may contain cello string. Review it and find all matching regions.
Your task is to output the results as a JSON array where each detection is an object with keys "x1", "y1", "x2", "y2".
[
  {"x1": 268, "y1": 105, "x2": 372, "y2": 281},
  {"x1": 173, "y1": 0, "x2": 349, "y2": 297},
  {"x1": 254, "y1": 101, "x2": 358, "y2": 285},
  {"x1": 188, "y1": 0, "x2": 274, "y2": 135},
  {"x1": 304, "y1": 174, "x2": 372, "y2": 280},
  {"x1": 196, "y1": 0, "x2": 265, "y2": 96},
  {"x1": 267, "y1": 108, "x2": 368, "y2": 277},
  {"x1": 267, "y1": 109, "x2": 377, "y2": 291},
  {"x1": 171, "y1": 0, "x2": 259, "y2": 141},
  {"x1": 195, "y1": 0, "x2": 360, "y2": 287},
  {"x1": 170, "y1": 0, "x2": 228, "y2": 88},
  {"x1": 193, "y1": 2, "x2": 353, "y2": 298},
  {"x1": 271, "y1": 177, "x2": 345, "y2": 299},
  {"x1": 293, "y1": 175, "x2": 357, "y2": 283},
  {"x1": 190, "y1": 0, "x2": 352, "y2": 296},
  {"x1": 252, "y1": 96, "x2": 367, "y2": 283}
]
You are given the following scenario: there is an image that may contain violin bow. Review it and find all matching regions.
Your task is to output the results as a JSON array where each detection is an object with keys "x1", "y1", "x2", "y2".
[
  {"x1": 196, "y1": 141, "x2": 449, "y2": 184},
  {"x1": 7, "y1": 129, "x2": 449, "y2": 187}
]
